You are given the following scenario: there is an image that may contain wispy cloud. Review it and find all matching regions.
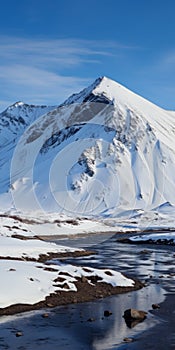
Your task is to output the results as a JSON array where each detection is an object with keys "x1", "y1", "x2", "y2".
[
  {"x1": 0, "y1": 37, "x2": 135, "y2": 65},
  {"x1": 0, "y1": 36, "x2": 137, "y2": 111},
  {"x1": 150, "y1": 50, "x2": 175, "y2": 75},
  {"x1": 0, "y1": 64, "x2": 90, "y2": 107}
]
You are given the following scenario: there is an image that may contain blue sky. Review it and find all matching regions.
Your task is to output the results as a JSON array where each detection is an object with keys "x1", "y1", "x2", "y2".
[{"x1": 0, "y1": 0, "x2": 175, "y2": 111}]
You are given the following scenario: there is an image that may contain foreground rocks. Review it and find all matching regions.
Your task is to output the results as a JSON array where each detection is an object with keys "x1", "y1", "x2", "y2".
[
  {"x1": 123, "y1": 308, "x2": 147, "y2": 328},
  {"x1": 152, "y1": 303, "x2": 160, "y2": 309},
  {"x1": 123, "y1": 308, "x2": 147, "y2": 320}
]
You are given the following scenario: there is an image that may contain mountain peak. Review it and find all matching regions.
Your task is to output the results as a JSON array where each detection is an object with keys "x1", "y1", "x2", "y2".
[
  {"x1": 61, "y1": 76, "x2": 115, "y2": 106},
  {"x1": 62, "y1": 75, "x2": 148, "y2": 108},
  {"x1": 7, "y1": 101, "x2": 25, "y2": 110},
  {"x1": 92, "y1": 75, "x2": 114, "y2": 86},
  {"x1": 1, "y1": 74, "x2": 175, "y2": 216},
  {"x1": 62, "y1": 75, "x2": 164, "y2": 113}
]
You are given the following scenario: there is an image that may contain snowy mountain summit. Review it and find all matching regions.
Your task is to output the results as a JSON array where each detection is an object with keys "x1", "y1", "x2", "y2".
[{"x1": 1, "y1": 76, "x2": 175, "y2": 217}]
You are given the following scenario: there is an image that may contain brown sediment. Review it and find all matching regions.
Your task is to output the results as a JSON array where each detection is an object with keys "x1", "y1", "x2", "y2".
[
  {"x1": 0, "y1": 277, "x2": 143, "y2": 316},
  {"x1": 37, "y1": 249, "x2": 95, "y2": 262},
  {"x1": 11, "y1": 234, "x2": 38, "y2": 240},
  {"x1": 0, "y1": 249, "x2": 95, "y2": 263}
]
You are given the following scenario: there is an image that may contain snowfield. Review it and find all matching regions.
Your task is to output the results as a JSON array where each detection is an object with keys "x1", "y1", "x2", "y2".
[{"x1": 0, "y1": 235, "x2": 84, "y2": 260}]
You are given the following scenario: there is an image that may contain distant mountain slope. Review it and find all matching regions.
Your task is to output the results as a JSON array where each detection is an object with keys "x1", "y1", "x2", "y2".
[
  {"x1": 0, "y1": 102, "x2": 56, "y2": 198},
  {"x1": 0, "y1": 102, "x2": 55, "y2": 146},
  {"x1": 1, "y1": 77, "x2": 175, "y2": 217}
]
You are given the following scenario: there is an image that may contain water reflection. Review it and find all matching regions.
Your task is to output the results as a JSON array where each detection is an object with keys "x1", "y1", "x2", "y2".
[{"x1": 0, "y1": 284, "x2": 164, "y2": 350}]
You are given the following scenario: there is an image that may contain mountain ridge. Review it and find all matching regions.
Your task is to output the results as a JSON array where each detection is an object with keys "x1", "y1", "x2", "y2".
[{"x1": 1, "y1": 76, "x2": 175, "y2": 217}]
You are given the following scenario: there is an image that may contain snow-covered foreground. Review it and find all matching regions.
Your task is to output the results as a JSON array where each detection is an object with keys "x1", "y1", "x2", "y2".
[
  {"x1": 0, "y1": 214, "x2": 136, "y2": 311},
  {"x1": 0, "y1": 209, "x2": 175, "y2": 310},
  {"x1": 0, "y1": 259, "x2": 134, "y2": 308}
]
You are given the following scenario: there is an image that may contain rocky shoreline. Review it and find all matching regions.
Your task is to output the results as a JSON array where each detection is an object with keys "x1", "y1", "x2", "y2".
[
  {"x1": 0, "y1": 247, "x2": 143, "y2": 316},
  {"x1": 0, "y1": 276, "x2": 143, "y2": 317}
]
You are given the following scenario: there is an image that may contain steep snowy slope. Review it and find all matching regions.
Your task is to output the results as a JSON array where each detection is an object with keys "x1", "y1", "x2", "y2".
[
  {"x1": 0, "y1": 102, "x2": 55, "y2": 146},
  {"x1": 2, "y1": 77, "x2": 175, "y2": 217},
  {"x1": 0, "y1": 102, "x2": 56, "y2": 198}
]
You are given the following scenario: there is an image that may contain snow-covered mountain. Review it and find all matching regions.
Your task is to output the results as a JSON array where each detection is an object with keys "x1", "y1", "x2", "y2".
[
  {"x1": 0, "y1": 102, "x2": 56, "y2": 146},
  {"x1": 1, "y1": 76, "x2": 175, "y2": 217},
  {"x1": 0, "y1": 102, "x2": 56, "y2": 201}
]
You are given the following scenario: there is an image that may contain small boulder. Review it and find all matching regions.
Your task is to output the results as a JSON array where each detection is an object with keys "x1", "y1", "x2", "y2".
[
  {"x1": 123, "y1": 308, "x2": 147, "y2": 321},
  {"x1": 16, "y1": 332, "x2": 23, "y2": 337},
  {"x1": 123, "y1": 337, "x2": 134, "y2": 343},
  {"x1": 104, "y1": 310, "x2": 113, "y2": 317},
  {"x1": 152, "y1": 304, "x2": 160, "y2": 309},
  {"x1": 46, "y1": 303, "x2": 54, "y2": 308},
  {"x1": 87, "y1": 317, "x2": 95, "y2": 322},
  {"x1": 139, "y1": 249, "x2": 150, "y2": 254}
]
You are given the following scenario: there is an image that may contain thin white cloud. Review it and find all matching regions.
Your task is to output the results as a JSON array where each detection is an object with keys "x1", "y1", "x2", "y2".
[
  {"x1": 151, "y1": 50, "x2": 175, "y2": 74},
  {"x1": 0, "y1": 36, "x2": 137, "y2": 111},
  {"x1": 0, "y1": 36, "x2": 131, "y2": 68},
  {"x1": 0, "y1": 64, "x2": 90, "y2": 108}
]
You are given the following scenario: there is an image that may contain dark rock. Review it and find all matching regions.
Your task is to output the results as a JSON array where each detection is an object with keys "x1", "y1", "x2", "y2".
[
  {"x1": 104, "y1": 310, "x2": 113, "y2": 317},
  {"x1": 152, "y1": 304, "x2": 160, "y2": 309},
  {"x1": 140, "y1": 249, "x2": 150, "y2": 254},
  {"x1": 123, "y1": 337, "x2": 134, "y2": 343},
  {"x1": 16, "y1": 332, "x2": 23, "y2": 337},
  {"x1": 46, "y1": 303, "x2": 54, "y2": 308},
  {"x1": 87, "y1": 317, "x2": 95, "y2": 322},
  {"x1": 123, "y1": 308, "x2": 147, "y2": 320},
  {"x1": 42, "y1": 313, "x2": 49, "y2": 318},
  {"x1": 104, "y1": 270, "x2": 113, "y2": 276}
]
